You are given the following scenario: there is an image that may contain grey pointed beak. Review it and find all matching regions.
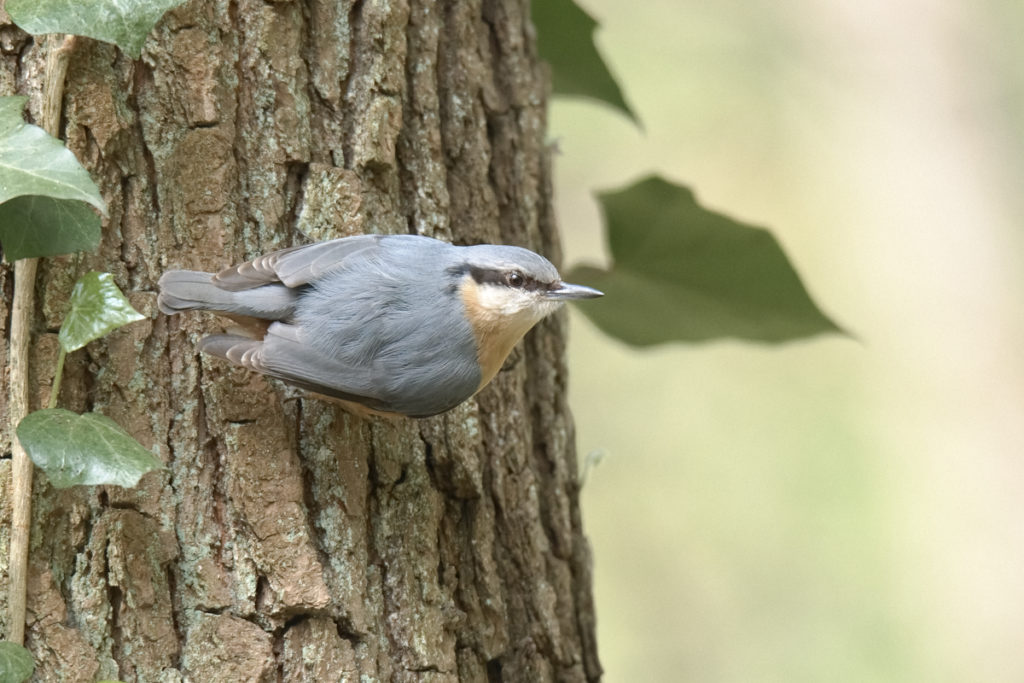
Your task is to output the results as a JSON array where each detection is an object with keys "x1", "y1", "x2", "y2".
[{"x1": 546, "y1": 282, "x2": 604, "y2": 301}]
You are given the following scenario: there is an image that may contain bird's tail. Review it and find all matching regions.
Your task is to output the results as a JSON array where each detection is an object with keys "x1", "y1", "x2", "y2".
[
  {"x1": 198, "y1": 333, "x2": 262, "y2": 363},
  {"x1": 158, "y1": 271, "x2": 232, "y2": 315},
  {"x1": 158, "y1": 270, "x2": 297, "y2": 319}
]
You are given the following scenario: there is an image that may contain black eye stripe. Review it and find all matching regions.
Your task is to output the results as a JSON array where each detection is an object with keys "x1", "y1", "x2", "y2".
[{"x1": 469, "y1": 267, "x2": 549, "y2": 292}]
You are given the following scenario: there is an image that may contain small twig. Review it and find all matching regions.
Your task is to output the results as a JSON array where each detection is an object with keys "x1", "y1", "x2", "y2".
[
  {"x1": 7, "y1": 257, "x2": 38, "y2": 646},
  {"x1": 7, "y1": 33, "x2": 76, "y2": 647},
  {"x1": 40, "y1": 36, "x2": 76, "y2": 142}
]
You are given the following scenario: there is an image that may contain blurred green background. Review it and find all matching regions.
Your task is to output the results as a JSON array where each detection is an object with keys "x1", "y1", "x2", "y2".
[{"x1": 551, "y1": 1, "x2": 1024, "y2": 680}]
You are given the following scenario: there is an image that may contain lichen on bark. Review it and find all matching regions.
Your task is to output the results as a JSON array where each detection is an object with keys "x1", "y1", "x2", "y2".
[{"x1": 0, "y1": 0, "x2": 600, "y2": 680}]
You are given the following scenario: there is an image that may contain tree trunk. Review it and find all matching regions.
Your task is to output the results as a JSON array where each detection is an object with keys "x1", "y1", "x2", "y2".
[{"x1": 0, "y1": 0, "x2": 601, "y2": 680}]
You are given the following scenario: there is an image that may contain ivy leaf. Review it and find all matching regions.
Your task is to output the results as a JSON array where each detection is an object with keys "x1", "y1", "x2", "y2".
[
  {"x1": 6, "y1": 0, "x2": 187, "y2": 59},
  {"x1": 567, "y1": 175, "x2": 844, "y2": 344},
  {"x1": 16, "y1": 409, "x2": 163, "y2": 489},
  {"x1": 0, "y1": 96, "x2": 105, "y2": 211},
  {"x1": 0, "y1": 641, "x2": 35, "y2": 683},
  {"x1": 0, "y1": 96, "x2": 105, "y2": 261},
  {"x1": 531, "y1": 0, "x2": 637, "y2": 123},
  {"x1": 59, "y1": 271, "x2": 145, "y2": 353},
  {"x1": 0, "y1": 194, "x2": 101, "y2": 260}
]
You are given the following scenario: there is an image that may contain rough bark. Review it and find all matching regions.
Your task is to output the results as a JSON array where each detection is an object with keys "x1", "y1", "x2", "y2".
[{"x1": 0, "y1": 0, "x2": 600, "y2": 681}]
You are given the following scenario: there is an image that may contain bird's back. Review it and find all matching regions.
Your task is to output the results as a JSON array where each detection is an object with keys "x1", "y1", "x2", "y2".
[{"x1": 270, "y1": 236, "x2": 482, "y2": 416}]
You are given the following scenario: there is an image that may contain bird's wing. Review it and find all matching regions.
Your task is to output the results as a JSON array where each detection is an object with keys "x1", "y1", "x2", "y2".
[
  {"x1": 212, "y1": 235, "x2": 385, "y2": 291},
  {"x1": 199, "y1": 321, "x2": 477, "y2": 418},
  {"x1": 199, "y1": 325, "x2": 395, "y2": 410}
]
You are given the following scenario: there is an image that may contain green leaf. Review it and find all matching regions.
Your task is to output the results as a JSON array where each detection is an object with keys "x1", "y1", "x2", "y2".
[
  {"x1": 532, "y1": 0, "x2": 637, "y2": 123},
  {"x1": 16, "y1": 409, "x2": 163, "y2": 488},
  {"x1": 0, "y1": 96, "x2": 104, "y2": 260},
  {"x1": 59, "y1": 271, "x2": 145, "y2": 353},
  {"x1": 0, "y1": 194, "x2": 101, "y2": 260},
  {"x1": 7, "y1": 0, "x2": 187, "y2": 59},
  {"x1": 0, "y1": 96, "x2": 105, "y2": 211},
  {"x1": 0, "y1": 641, "x2": 34, "y2": 683},
  {"x1": 567, "y1": 176, "x2": 843, "y2": 345}
]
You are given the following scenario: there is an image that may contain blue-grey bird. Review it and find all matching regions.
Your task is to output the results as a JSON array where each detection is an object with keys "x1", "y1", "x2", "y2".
[{"x1": 157, "y1": 234, "x2": 602, "y2": 417}]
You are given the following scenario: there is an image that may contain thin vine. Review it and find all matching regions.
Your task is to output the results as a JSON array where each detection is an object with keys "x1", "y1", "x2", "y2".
[{"x1": 6, "y1": 33, "x2": 76, "y2": 647}]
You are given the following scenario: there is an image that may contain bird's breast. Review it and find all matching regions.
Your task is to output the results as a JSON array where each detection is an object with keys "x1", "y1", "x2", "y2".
[{"x1": 459, "y1": 276, "x2": 539, "y2": 391}]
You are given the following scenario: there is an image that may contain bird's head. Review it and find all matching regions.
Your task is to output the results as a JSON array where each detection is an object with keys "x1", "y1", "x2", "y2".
[
  {"x1": 453, "y1": 244, "x2": 603, "y2": 387},
  {"x1": 456, "y1": 244, "x2": 602, "y2": 326}
]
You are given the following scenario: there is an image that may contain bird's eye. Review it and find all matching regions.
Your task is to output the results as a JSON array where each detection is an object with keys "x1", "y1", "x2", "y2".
[{"x1": 506, "y1": 271, "x2": 525, "y2": 287}]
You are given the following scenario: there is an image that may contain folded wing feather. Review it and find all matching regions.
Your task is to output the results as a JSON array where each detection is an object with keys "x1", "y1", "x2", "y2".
[{"x1": 212, "y1": 235, "x2": 385, "y2": 291}]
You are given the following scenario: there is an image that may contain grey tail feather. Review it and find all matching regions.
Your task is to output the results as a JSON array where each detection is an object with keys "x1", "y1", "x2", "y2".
[
  {"x1": 158, "y1": 270, "x2": 235, "y2": 315},
  {"x1": 159, "y1": 269, "x2": 298, "y2": 319},
  {"x1": 198, "y1": 334, "x2": 261, "y2": 364}
]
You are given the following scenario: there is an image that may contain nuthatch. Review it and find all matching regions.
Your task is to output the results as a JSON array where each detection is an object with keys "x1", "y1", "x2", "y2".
[{"x1": 158, "y1": 234, "x2": 602, "y2": 417}]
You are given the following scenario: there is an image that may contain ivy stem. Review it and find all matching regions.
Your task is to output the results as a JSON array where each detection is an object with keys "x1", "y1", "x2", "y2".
[
  {"x1": 47, "y1": 348, "x2": 67, "y2": 411},
  {"x1": 7, "y1": 33, "x2": 76, "y2": 647},
  {"x1": 7, "y1": 257, "x2": 38, "y2": 647}
]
